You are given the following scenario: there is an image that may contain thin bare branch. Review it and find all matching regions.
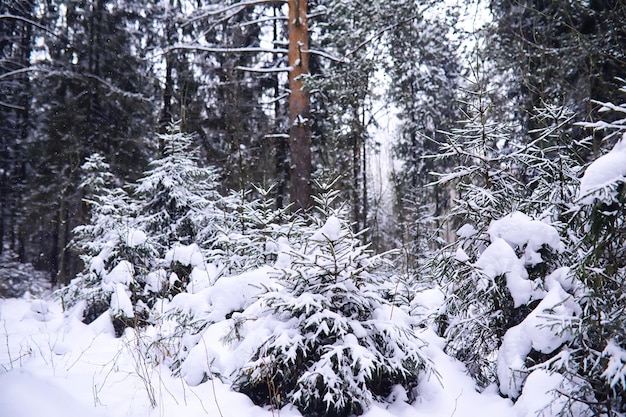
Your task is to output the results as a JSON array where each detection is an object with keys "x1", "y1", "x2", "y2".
[
  {"x1": 0, "y1": 14, "x2": 59, "y2": 38},
  {"x1": 0, "y1": 66, "x2": 44, "y2": 80},
  {"x1": 0, "y1": 100, "x2": 25, "y2": 110}
]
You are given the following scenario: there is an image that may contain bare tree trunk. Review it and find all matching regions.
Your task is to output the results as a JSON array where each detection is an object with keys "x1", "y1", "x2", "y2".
[{"x1": 288, "y1": 0, "x2": 311, "y2": 212}]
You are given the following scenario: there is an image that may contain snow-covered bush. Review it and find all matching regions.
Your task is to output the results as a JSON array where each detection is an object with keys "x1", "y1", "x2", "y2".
[{"x1": 232, "y1": 215, "x2": 429, "y2": 416}]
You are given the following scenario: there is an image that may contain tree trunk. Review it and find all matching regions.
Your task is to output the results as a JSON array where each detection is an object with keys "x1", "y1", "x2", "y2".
[{"x1": 288, "y1": 0, "x2": 311, "y2": 212}]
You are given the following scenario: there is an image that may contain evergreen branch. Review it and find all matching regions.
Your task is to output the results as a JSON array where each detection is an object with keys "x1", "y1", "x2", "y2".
[{"x1": 239, "y1": 15, "x2": 287, "y2": 27}]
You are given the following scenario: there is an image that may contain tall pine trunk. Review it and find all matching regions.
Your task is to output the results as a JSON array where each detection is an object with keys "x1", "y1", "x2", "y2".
[{"x1": 288, "y1": 0, "x2": 311, "y2": 211}]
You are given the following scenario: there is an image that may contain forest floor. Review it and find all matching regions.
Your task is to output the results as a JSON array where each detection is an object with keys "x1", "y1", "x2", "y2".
[{"x1": 0, "y1": 294, "x2": 515, "y2": 417}]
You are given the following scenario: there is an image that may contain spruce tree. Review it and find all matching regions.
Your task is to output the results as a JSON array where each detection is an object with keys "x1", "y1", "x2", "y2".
[{"x1": 232, "y1": 207, "x2": 429, "y2": 416}]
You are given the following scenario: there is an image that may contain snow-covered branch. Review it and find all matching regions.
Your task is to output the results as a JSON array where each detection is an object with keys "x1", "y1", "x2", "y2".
[
  {"x1": 183, "y1": 0, "x2": 288, "y2": 25},
  {"x1": 239, "y1": 15, "x2": 287, "y2": 28},
  {"x1": 348, "y1": 15, "x2": 420, "y2": 56},
  {"x1": 0, "y1": 100, "x2": 25, "y2": 110},
  {"x1": 0, "y1": 66, "x2": 44, "y2": 80},
  {"x1": 301, "y1": 49, "x2": 348, "y2": 63},
  {"x1": 258, "y1": 93, "x2": 290, "y2": 105},
  {"x1": 167, "y1": 44, "x2": 288, "y2": 55},
  {"x1": 235, "y1": 66, "x2": 292, "y2": 73}
]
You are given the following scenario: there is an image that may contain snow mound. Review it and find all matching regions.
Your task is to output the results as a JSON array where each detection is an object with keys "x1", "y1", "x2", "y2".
[
  {"x1": 514, "y1": 369, "x2": 591, "y2": 416},
  {"x1": 579, "y1": 135, "x2": 626, "y2": 204},
  {"x1": 27, "y1": 299, "x2": 53, "y2": 322}
]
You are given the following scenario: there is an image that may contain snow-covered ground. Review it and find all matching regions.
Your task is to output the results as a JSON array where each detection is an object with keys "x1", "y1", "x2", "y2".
[{"x1": 0, "y1": 294, "x2": 515, "y2": 417}]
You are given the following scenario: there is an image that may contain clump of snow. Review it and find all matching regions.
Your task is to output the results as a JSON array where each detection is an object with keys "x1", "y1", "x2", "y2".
[
  {"x1": 125, "y1": 228, "x2": 147, "y2": 247},
  {"x1": 601, "y1": 339, "x2": 626, "y2": 389},
  {"x1": 110, "y1": 283, "x2": 134, "y2": 318},
  {"x1": 578, "y1": 134, "x2": 626, "y2": 204},
  {"x1": 544, "y1": 266, "x2": 583, "y2": 296},
  {"x1": 274, "y1": 236, "x2": 292, "y2": 269},
  {"x1": 102, "y1": 260, "x2": 134, "y2": 291},
  {"x1": 170, "y1": 266, "x2": 277, "y2": 323},
  {"x1": 165, "y1": 243, "x2": 205, "y2": 268},
  {"x1": 474, "y1": 237, "x2": 531, "y2": 307},
  {"x1": 188, "y1": 267, "x2": 212, "y2": 293},
  {"x1": 89, "y1": 256, "x2": 105, "y2": 275},
  {"x1": 457, "y1": 223, "x2": 477, "y2": 239},
  {"x1": 455, "y1": 247, "x2": 470, "y2": 262},
  {"x1": 311, "y1": 216, "x2": 343, "y2": 241},
  {"x1": 143, "y1": 269, "x2": 167, "y2": 293},
  {"x1": 497, "y1": 282, "x2": 580, "y2": 398},
  {"x1": 169, "y1": 291, "x2": 209, "y2": 318},
  {"x1": 488, "y1": 211, "x2": 563, "y2": 265}
]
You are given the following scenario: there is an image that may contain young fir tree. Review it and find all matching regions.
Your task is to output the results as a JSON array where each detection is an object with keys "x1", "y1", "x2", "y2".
[
  {"x1": 488, "y1": 90, "x2": 626, "y2": 416},
  {"x1": 212, "y1": 185, "x2": 295, "y2": 275},
  {"x1": 428, "y1": 76, "x2": 580, "y2": 387},
  {"x1": 232, "y1": 188, "x2": 429, "y2": 416},
  {"x1": 557, "y1": 87, "x2": 626, "y2": 415},
  {"x1": 65, "y1": 154, "x2": 138, "y2": 324},
  {"x1": 63, "y1": 127, "x2": 226, "y2": 334}
]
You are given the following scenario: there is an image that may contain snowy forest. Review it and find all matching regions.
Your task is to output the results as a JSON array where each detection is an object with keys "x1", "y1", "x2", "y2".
[{"x1": 2, "y1": 0, "x2": 626, "y2": 416}]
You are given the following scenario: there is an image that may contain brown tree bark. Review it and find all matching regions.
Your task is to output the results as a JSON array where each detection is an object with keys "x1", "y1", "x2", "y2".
[{"x1": 288, "y1": 0, "x2": 311, "y2": 212}]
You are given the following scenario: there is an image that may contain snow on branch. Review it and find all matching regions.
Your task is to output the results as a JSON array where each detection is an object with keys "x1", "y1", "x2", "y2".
[
  {"x1": 301, "y1": 48, "x2": 348, "y2": 63},
  {"x1": 0, "y1": 66, "x2": 44, "y2": 80},
  {"x1": 167, "y1": 44, "x2": 288, "y2": 55},
  {"x1": 347, "y1": 15, "x2": 420, "y2": 56},
  {"x1": 239, "y1": 15, "x2": 287, "y2": 28},
  {"x1": 235, "y1": 65, "x2": 292, "y2": 73},
  {"x1": 183, "y1": 0, "x2": 288, "y2": 25},
  {"x1": 0, "y1": 100, "x2": 25, "y2": 110}
]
